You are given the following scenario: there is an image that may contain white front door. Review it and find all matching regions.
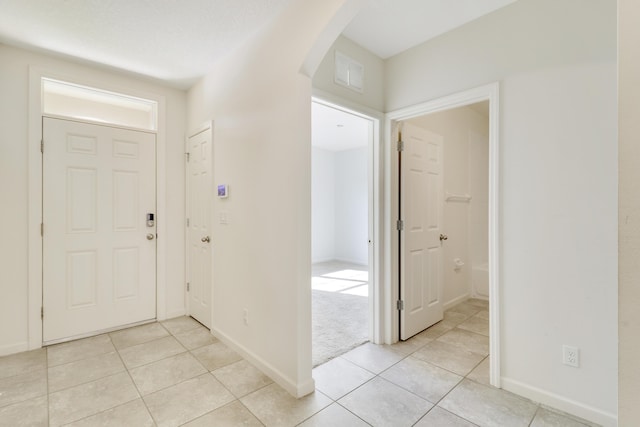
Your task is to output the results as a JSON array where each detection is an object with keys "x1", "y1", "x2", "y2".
[
  {"x1": 43, "y1": 117, "x2": 157, "y2": 343},
  {"x1": 186, "y1": 126, "x2": 213, "y2": 328},
  {"x1": 400, "y1": 122, "x2": 444, "y2": 340}
]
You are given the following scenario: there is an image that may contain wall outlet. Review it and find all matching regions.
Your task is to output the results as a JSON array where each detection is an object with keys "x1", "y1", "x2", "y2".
[
  {"x1": 243, "y1": 309, "x2": 249, "y2": 326},
  {"x1": 562, "y1": 345, "x2": 580, "y2": 367}
]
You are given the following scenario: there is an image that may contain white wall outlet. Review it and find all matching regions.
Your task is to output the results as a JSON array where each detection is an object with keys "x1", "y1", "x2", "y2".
[
  {"x1": 243, "y1": 308, "x2": 249, "y2": 326},
  {"x1": 562, "y1": 345, "x2": 580, "y2": 367}
]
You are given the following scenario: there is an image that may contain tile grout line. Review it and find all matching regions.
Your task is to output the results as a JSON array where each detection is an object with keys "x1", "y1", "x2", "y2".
[{"x1": 111, "y1": 330, "x2": 159, "y2": 427}]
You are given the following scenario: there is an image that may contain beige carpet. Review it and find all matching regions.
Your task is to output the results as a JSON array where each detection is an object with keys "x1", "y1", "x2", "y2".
[
  {"x1": 311, "y1": 261, "x2": 369, "y2": 367},
  {"x1": 312, "y1": 290, "x2": 368, "y2": 367}
]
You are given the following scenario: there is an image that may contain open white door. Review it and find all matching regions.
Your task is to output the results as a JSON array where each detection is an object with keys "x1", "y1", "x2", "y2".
[
  {"x1": 186, "y1": 125, "x2": 213, "y2": 328},
  {"x1": 43, "y1": 117, "x2": 157, "y2": 343},
  {"x1": 399, "y1": 122, "x2": 444, "y2": 340}
]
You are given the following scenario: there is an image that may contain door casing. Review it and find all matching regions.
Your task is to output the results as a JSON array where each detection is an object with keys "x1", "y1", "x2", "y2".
[
  {"x1": 312, "y1": 91, "x2": 384, "y2": 345},
  {"x1": 27, "y1": 68, "x2": 168, "y2": 350},
  {"x1": 386, "y1": 82, "x2": 501, "y2": 387}
]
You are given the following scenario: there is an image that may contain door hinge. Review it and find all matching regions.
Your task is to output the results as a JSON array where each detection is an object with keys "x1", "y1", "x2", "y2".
[
  {"x1": 186, "y1": 218, "x2": 190, "y2": 227},
  {"x1": 396, "y1": 219, "x2": 404, "y2": 231},
  {"x1": 40, "y1": 223, "x2": 43, "y2": 236},
  {"x1": 397, "y1": 300, "x2": 404, "y2": 311},
  {"x1": 397, "y1": 140, "x2": 404, "y2": 152},
  {"x1": 186, "y1": 282, "x2": 190, "y2": 292},
  {"x1": 185, "y1": 152, "x2": 190, "y2": 162},
  {"x1": 40, "y1": 139, "x2": 44, "y2": 153},
  {"x1": 41, "y1": 306, "x2": 44, "y2": 319}
]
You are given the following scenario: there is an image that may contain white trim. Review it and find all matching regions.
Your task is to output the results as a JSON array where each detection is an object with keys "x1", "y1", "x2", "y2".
[
  {"x1": 386, "y1": 82, "x2": 501, "y2": 387},
  {"x1": 211, "y1": 325, "x2": 315, "y2": 398},
  {"x1": 443, "y1": 293, "x2": 471, "y2": 311},
  {"x1": 502, "y1": 377, "x2": 617, "y2": 427},
  {"x1": 28, "y1": 66, "x2": 168, "y2": 348},
  {"x1": 311, "y1": 90, "x2": 384, "y2": 345},
  {"x1": 0, "y1": 342, "x2": 29, "y2": 357}
]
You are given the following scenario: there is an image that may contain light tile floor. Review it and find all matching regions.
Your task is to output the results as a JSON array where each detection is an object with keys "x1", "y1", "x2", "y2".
[{"x1": 0, "y1": 300, "x2": 599, "y2": 426}]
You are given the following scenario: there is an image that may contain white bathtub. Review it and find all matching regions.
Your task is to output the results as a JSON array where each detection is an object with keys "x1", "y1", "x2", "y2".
[{"x1": 472, "y1": 262, "x2": 489, "y2": 299}]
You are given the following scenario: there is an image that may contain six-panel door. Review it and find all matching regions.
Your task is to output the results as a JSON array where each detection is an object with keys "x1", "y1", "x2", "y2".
[{"x1": 43, "y1": 117, "x2": 157, "y2": 343}]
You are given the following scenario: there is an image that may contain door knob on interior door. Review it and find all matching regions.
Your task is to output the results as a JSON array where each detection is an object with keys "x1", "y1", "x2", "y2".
[
  {"x1": 201, "y1": 236, "x2": 210, "y2": 243},
  {"x1": 440, "y1": 234, "x2": 448, "y2": 241},
  {"x1": 146, "y1": 233, "x2": 155, "y2": 240}
]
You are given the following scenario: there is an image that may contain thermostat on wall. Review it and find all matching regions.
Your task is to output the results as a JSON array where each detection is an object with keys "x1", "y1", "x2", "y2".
[{"x1": 217, "y1": 184, "x2": 229, "y2": 198}]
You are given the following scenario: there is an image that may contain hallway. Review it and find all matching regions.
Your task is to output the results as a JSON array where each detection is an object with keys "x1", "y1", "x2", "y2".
[{"x1": 0, "y1": 300, "x2": 596, "y2": 426}]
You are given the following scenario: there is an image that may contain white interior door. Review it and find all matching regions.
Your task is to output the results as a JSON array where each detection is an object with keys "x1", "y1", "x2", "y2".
[
  {"x1": 43, "y1": 117, "x2": 157, "y2": 343},
  {"x1": 186, "y1": 126, "x2": 213, "y2": 328},
  {"x1": 400, "y1": 122, "x2": 444, "y2": 340}
]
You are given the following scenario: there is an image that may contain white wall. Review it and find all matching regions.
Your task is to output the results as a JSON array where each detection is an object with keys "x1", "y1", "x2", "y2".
[
  {"x1": 0, "y1": 44, "x2": 187, "y2": 355},
  {"x1": 386, "y1": 0, "x2": 617, "y2": 424},
  {"x1": 468, "y1": 128, "x2": 489, "y2": 269},
  {"x1": 335, "y1": 147, "x2": 368, "y2": 265},
  {"x1": 312, "y1": 146, "x2": 368, "y2": 265},
  {"x1": 618, "y1": 0, "x2": 640, "y2": 424},
  {"x1": 407, "y1": 106, "x2": 489, "y2": 306},
  {"x1": 312, "y1": 147, "x2": 336, "y2": 263},
  {"x1": 312, "y1": 35, "x2": 384, "y2": 112},
  {"x1": 187, "y1": 0, "x2": 361, "y2": 397}
]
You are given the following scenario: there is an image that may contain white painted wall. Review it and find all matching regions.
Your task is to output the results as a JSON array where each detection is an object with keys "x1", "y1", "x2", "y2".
[
  {"x1": 312, "y1": 147, "x2": 336, "y2": 263},
  {"x1": 618, "y1": 0, "x2": 640, "y2": 424},
  {"x1": 407, "y1": 106, "x2": 489, "y2": 307},
  {"x1": 468, "y1": 129, "x2": 489, "y2": 269},
  {"x1": 386, "y1": 0, "x2": 617, "y2": 424},
  {"x1": 335, "y1": 147, "x2": 368, "y2": 265},
  {"x1": 0, "y1": 44, "x2": 187, "y2": 355},
  {"x1": 312, "y1": 35, "x2": 384, "y2": 112},
  {"x1": 187, "y1": 0, "x2": 362, "y2": 397},
  {"x1": 312, "y1": 146, "x2": 368, "y2": 265}
]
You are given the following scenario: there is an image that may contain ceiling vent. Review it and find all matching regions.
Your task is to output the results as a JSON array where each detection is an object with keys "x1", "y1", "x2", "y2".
[{"x1": 334, "y1": 51, "x2": 364, "y2": 93}]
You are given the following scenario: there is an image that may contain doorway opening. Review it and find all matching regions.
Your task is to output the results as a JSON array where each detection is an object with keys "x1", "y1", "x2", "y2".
[
  {"x1": 311, "y1": 100, "x2": 374, "y2": 367},
  {"x1": 388, "y1": 82, "x2": 500, "y2": 386}
]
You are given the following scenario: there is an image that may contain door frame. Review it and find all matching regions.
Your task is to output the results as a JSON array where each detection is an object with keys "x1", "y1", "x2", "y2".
[
  {"x1": 27, "y1": 67, "x2": 167, "y2": 350},
  {"x1": 386, "y1": 82, "x2": 501, "y2": 387},
  {"x1": 312, "y1": 89, "x2": 384, "y2": 344},
  {"x1": 185, "y1": 121, "x2": 214, "y2": 326}
]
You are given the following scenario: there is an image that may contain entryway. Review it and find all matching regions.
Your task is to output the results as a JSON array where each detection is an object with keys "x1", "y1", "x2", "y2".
[
  {"x1": 33, "y1": 77, "x2": 162, "y2": 346},
  {"x1": 311, "y1": 100, "x2": 375, "y2": 366},
  {"x1": 388, "y1": 82, "x2": 500, "y2": 386},
  {"x1": 42, "y1": 117, "x2": 157, "y2": 343}
]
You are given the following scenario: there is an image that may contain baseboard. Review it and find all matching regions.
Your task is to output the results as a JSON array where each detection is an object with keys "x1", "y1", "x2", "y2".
[
  {"x1": 0, "y1": 341, "x2": 29, "y2": 357},
  {"x1": 210, "y1": 326, "x2": 315, "y2": 398},
  {"x1": 164, "y1": 309, "x2": 186, "y2": 321},
  {"x1": 501, "y1": 377, "x2": 617, "y2": 427},
  {"x1": 444, "y1": 293, "x2": 470, "y2": 310},
  {"x1": 335, "y1": 257, "x2": 368, "y2": 266}
]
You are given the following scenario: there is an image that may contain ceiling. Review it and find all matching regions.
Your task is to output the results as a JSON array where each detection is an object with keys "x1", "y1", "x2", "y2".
[
  {"x1": 0, "y1": 0, "x2": 293, "y2": 89},
  {"x1": 343, "y1": 0, "x2": 518, "y2": 59},
  {"x1": 312, "y1": 103, "x2": 369, "y2": 152},
  {"x1": 0, "y1": 0, "x2": 517, "y2": 89}
]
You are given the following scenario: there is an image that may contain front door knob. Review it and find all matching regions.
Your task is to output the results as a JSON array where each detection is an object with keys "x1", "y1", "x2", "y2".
[
  {"x1": 201, "y1": 236, "x2": 210, "y2": 243},
  {"x1": 440, "y1": 234, "x2": 448, "y2": 241}
]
